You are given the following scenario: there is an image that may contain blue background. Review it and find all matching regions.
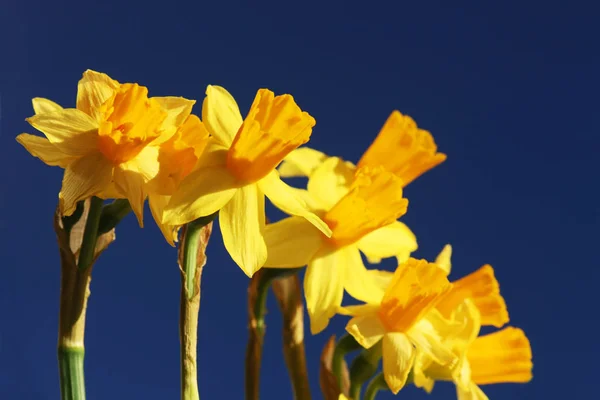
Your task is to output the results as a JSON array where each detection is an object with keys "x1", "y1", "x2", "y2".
[{"x1": 1, "y1": 1, "x2": 598, "y2": 399}]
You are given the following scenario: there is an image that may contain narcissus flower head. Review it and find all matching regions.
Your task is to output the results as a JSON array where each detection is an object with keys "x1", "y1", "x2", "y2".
[
  {"x1": 278, "y1": 110, "x2": 446, "y2": 187},
  {"x1": 162, "y1": 85, "x2": 331, "y2": 277},
  {"x1": 263, "y1": 161, "x2": 417, "y2": 334},
  {"x1": 339, "y1": 259, "x2": 457, "y2": 394},
  {"x1": 17, "y1": 70, "x2": 196, "y2": 225}
]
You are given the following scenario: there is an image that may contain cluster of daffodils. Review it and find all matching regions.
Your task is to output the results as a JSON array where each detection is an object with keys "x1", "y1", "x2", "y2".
[{"x1": 18, "y1": 70, "x2": 532, "y2": 399}]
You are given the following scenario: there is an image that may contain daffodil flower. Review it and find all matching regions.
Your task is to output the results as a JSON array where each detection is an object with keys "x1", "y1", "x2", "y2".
[
  {"x1": 278, "y1": 110, "x2": 446, "y2": 187},
  {"x1": 162, "y1": 86, "x2": 331, "y2": 277},
  {"x1": 264, "y1": 162, "x2": 417, "y2": 334},
  {"x1": 16, "y1": 70, "x2": 196, "y2": 224},
  {"x1": 411, "y1": 300, "x2": 532, "y2": 400},
  {"x1": 338, "y1": 258, "x2": 457, "y2": 394},
  {"x1": 148, "y1": 114, "x2": 211, "y2": 245}
]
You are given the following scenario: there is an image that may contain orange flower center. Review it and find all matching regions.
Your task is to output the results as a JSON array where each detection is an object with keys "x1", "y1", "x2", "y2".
[
  {"x1": 323, "y1": 166, "x2": 408, "y2": 248},
  {"x1": 97, "y1": 83, "x2": 166, "y2": 164},
  {"x1": 226, "y1": 89, "x2": 315, "y2": 183}
]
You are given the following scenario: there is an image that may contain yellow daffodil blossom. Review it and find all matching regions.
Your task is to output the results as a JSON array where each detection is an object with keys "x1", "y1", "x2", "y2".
[
  {"x1": 263, "y1": 161, "x2": 417, "y2": 334},
  {"x1": 162, "y1": 86, "x2": 331, "y2": 277},
  {"x1": 338, "y1": 259, "x2": 458, "y2": 394},
  {"x1": 433, "y1": 245, "x2": 509, "y2": 328},
  {"x1": 412, "y1": 300, "x2": 532, "y2": 400},
  {"x1": 278, "y1": 110, "x2": 446, "y2": 187},
  {"x1": 148, "y1": 114, "x2": 211, "y2": 245},
  {"x1": 16, "y1": 70, "x2": 196, "y2": 225}
]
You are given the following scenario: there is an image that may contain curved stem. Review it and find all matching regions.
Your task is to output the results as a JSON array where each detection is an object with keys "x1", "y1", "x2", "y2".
[
  {"x1": 348, "y1": 343, "x2": 383, "y2": 400},
  {"x1": 245, "y1": 267, "x2": 299, "y2": 400},
  {"x1": 363, "y1": 373, "x2": 388, "y2": 400},
  {"x1": 179, "y1": 213, "x2": 217, "y2": 400},
  {"x1": 332, "y1": 334, "x2": 362, "y2": 390},
  {"x1": 77, "y1": 197, "x2": 103, "y2": 270},
  {"x1": 97, "y1": 199, "x2": 132, "y2": 234}
]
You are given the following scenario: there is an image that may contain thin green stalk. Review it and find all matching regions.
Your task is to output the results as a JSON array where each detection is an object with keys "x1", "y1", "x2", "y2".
[
  {"x1": 58, "y1": 348, "x2": 86, "y2": 400},
  {"x1": 179, "y1": 213, "x2": 217, "y2": 400},
  {"x1": 77, "y1": 197, "x2": 103, "y2": 270},
  {"x1": 332, "y1": 334, "x2": 362, "y2": 390},
  {"x1": 363, "y1": 373, "x2": 388, "y2": 400},
  {"x1": 97, "y1": 199, "x2": 132, "y2": 234},
  {"x1": 348, "y1": 343, "x2": 383, "y2": 400},
  {"x1": 245, "y1": 267, "x2": 298, "y2": 400}
]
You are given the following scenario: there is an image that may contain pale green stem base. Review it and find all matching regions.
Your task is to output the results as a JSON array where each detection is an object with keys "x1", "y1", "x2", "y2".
[{"x1": 58, "y1": 348, "x2": 86, "y2": 400}]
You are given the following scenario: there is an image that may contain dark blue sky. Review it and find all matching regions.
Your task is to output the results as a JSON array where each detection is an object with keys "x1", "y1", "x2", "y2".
[{"x1": 1, "y1": 1, "x2": 598, "y2": 399}]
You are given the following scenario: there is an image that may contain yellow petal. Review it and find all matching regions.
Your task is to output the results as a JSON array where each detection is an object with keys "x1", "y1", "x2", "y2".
[
  {"x1": 16, "y1": 134, "x2": 75, "y2": 168},
  {"x1": 304, "y1": 246, "x2": 345, "y2": 334},
  {"x1": 357, "y1": 221, "x2": 418, "y2": 264},
  {"x1": 367, "y1": 269, "x2": 394, "y2": 292},
  {"x1": 202, "y1": 85, "x2": 243, "y2": 147},
  {"x1": 324, "y1": 166, "x2": 408, "y2": 247},
  {"x1": 153, "y1": 96, "x2": 196, "y2": 143},
  {"x1": 435, "y1": 244, "x2": 453, "y2": 275},
  {"x1": 26, "y1": 109, "x2": 98, "y2": 156},
  {"x1": 163, "y1": 152, "x2": 239, "y2": 226},
  {"x1": 278, "y1": 147, "x2": 328, "y2": 178},
  {"x1": 59, "y1": 152, "x2": 113, "y2": 216},
  {"x1": 259, "y1": 170, "x2": 332, "y2": 237},
  {"x1": 219, "y1": 183, "x2": 267, "y2": 277},
  {"x1": 382, "y1": 332, "x2": 416, "y2": 394},
  {"x1": 345, "y1": 314, "x2": 386, "y2": 348},
  {"x1": 407, "y1": 318, "x2": 458, "y2": 367},
  {"x1": 32, "y1": 97, "x2": 63, "y2": 114},
  {"x1": 306, "y1": 156, "x2": 355, "y2": 210},
  {"x1": 76, "y1": 70, "x2": 120, "y2": 121},
  {"x1": 456, "y1": 382, "x2": 489, "y2": 400},
  {"x1": 378, "y1": 259, "x2": 452, "y2": 332},
  {"x1": 338, "y1": 303, "x2": 381, "y2": 317},
  {"x1": 357, "y1": 110, "x2": 446, "y2": 186},
  {"x1": 263, "y1": 216, "x2": 324, "y2": 267},
  {"x1": 149, "y1": 194, "x2": 179, "y2": 246},
  {"x1": 342, "y1": 246, "x2": 386, "y2": 305},
  {"x1": 437, "y1": 265, "x2": 509, "y2": 328},
  {"x1": 467, "y1": 327, "x2": 533, "y2": 385}
]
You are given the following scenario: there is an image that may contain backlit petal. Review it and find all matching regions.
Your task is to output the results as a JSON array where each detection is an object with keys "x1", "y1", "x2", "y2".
[
  {"x1": 26, "y1": 109, "x2": 98, "y2": 157},
  {"x1": 202, "y1": 85, "x2": 243, "y2": 147},
  {"x1": 307, "y1": 156, "x2": 355, "y2": 210},
  {"x1": 263, "y1": 216, "x2": 324, "y2": 267},
  {"x1": 383, "y1": 333, "x2": 416, "y2": 394},
  {"x1": 435, "y1": 244, "x2": 453, "y2": 275},
  {"x1": 149, "y1": 194, "x2": 179, "y2": 246},
  {"x1": 407, "y1": 318, "x2": 458, "y2": 367},
  {"x1": 259, "y1": 170, "x2": 331, "y2": 237},
  {"x1": 32, "y1": 97, "x2": 63, "y2": 114},
  {"x1": 342, "y1": 246, "x2": 386, "y2": 305},
  {"x1": 457, "y1": 382, "x2": 489, "y2": 400},
  {"x1": 219, "y1": 183, "x2": 267, "y2": 277},
  {"x1": 59, "y1": 152, "x2": 113, "y2": 216},
  {"x1": 76, "y1": 70, "x2": 120, "y2": 121},
  {"x1": 153, "y1": 96, "x2": 196, "y2": 143},
  {"x1": 163, "y1": 155, "x2": 239, "y2": 226},
  {"x1": 338, "y1": 303, "x2": 381, "y2": 317},
  {"x1": 357, "y1": 221, "x2": 417, "y2": 264},
  {"x1": 16, "y1": 134, "x2": 75, "y2": 168},
  {"x1": 278, "y1": 147, "x2": 328, "y2": 177},
  {"x1": 304, "y1": 246, "x2": 345, "y2": 334},
  {"x1": 345, "y1": 314, "x2": 386, "y2": 348}
]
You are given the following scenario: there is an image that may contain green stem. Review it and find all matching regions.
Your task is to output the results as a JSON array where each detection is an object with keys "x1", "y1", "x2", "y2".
[
  {"x1": 77, "y1": 197, "x2": 103, "y2": 270},
  {"x1": 348, "y1": 343, "x2": 383, "y2": 400},
  {"x1": 58, "y1": 348, "x2": 86, "y2": 400},
  {"x1": 332, "y1": 334, "x2": 362, "y2": 390},
  {"x1": 245, "y1": 267, "x2": 299, "y2": 400},
  {"x1": 97, "y1": 199, "x2": 132, "y2": 234},
  {"x1": 179, "y1": 213, "x2": 217, "y2": 400},
  {"x1": 363, "y1": 373, "x2": 388, "y2": 400}
]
